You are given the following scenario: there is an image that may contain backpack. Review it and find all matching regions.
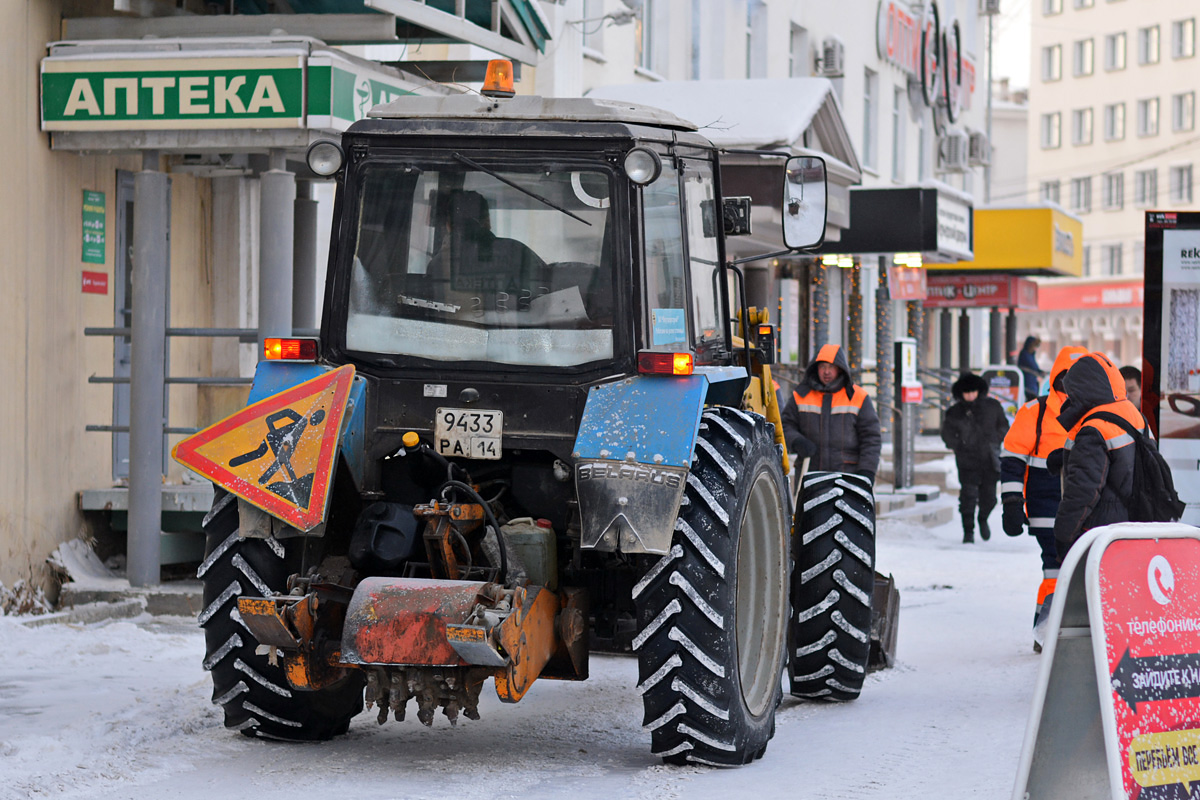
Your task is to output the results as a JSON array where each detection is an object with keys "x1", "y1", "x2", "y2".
[{"x1": 1082, "y1": 411, "x2": 1187, "y2": 523}]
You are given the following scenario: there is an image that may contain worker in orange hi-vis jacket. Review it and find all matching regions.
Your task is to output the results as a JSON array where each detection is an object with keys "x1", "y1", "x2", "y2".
[{"x1": 999, "y1": 345, "x2": 1089, "y2": 653}]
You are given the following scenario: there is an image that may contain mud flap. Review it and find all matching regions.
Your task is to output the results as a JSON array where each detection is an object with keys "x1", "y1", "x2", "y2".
[{"x1": 868, "y1": 571, "x2": 900, "y2": 672}]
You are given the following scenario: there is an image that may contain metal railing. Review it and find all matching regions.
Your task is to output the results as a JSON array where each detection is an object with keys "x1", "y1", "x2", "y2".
[{"x1": 84, "y1": 326, "x2": 318, "y2": 435}]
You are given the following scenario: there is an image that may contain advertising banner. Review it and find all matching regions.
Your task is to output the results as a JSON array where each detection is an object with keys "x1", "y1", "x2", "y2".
[
  {"x1": 1096, "y1": 536, "x2": 1200, "y2": 798},
  {"x1": 81, "y1": 190, "x2": 104, "y2": 264},
  {"x1": 982, "y1": 366, "x2": 1023, "y2": 419},
  {"x1": 924, "y1": 273, "x2": 1038, "y2": 309}
]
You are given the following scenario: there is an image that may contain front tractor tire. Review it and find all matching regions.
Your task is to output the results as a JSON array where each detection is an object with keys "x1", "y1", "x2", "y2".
[
  {"x1": 789, "y1": 471, "x2": 876, "y2": 702},
  {"x1": 634, "y1": 408, "x2": 790, "y2": 766},
  {"x1": 198, "y1": 491, "x2": 363, "y2": 740}
]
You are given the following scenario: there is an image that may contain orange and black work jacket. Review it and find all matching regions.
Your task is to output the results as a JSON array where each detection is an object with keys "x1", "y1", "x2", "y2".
[
  {"x1": 780, "y1": 344, "x2": 881, "y2": 478},
  {"x1": 1053, "y1": 352, "x2": 1152, "y2": 557},
  {"x1": 999, "y1": 346, "x2": 1089, "y2": 518}
]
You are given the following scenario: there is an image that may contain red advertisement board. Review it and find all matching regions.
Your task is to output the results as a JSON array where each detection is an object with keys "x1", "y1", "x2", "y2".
[
  {"x1": 923, "y1": 273, "x2": 1038, "y2": 309},
  {"x1": 1037, "y1": 279, "x2": 1143, "y2": 311},
  {"x1": 888, "y1": 266, "x2": 927, "y2": 301},
  {"x1": 1098, "y1": 537, "x2": 1200, "y2": 797},
  {"x1": 81, "y1": 270, "x2": 108, "y2": 294}
]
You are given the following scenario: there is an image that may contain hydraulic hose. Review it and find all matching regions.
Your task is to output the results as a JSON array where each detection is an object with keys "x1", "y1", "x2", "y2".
[{"x1": 438, "y1": 478, "x2": 509, "y2": 585}]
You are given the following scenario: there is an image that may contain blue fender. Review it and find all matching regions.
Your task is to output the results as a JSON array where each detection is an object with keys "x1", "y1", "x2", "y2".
[
  {"x1": 572, "y1": 367, "x2": 747, "y2": 554},
  {"x1": 249, "y1": 361, "x2": 368, "y2": 491}
]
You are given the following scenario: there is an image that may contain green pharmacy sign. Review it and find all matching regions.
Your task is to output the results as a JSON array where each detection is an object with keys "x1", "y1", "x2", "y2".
[{"x1": 82, "y1": 190, "x2": 105, "y2": 264}]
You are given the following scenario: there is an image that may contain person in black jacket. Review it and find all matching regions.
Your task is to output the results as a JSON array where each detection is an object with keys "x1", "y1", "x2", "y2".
[
  {"x1": 780, "y1": 343, "x2": 881, "y2": 482},
  {"x1": 941, "y1": 373, "x2": 1011, "y2": 543}
]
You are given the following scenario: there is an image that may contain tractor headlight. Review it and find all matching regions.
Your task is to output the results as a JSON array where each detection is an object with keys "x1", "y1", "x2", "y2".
[
  {"x1": 307, "y1": 140, "x2": 345, "y2": 177},
  {"x1": 623, "y1": 147, "x2": 662, "y2": 185}
]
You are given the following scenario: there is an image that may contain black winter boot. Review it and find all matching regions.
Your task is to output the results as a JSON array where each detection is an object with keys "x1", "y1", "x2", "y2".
[
  {"x1": 962, "y1": 516, "x2": 975, "y2": 544},
  {"x1": 978, "y1": 517, "x2": 992, "y2": 541}
]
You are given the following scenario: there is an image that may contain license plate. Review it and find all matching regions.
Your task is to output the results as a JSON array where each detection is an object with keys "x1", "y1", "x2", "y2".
[{"x1": 435, "y1": 408, "x2": 503, "y2": 460}]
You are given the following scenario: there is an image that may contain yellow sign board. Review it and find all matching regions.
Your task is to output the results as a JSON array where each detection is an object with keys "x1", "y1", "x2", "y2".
[
  {"x1": 172, "y1": 364, "x2": 355, "y2": 531},
  {"x1": 930, "y1": 206, "x2": 1083, "y2": 276}
]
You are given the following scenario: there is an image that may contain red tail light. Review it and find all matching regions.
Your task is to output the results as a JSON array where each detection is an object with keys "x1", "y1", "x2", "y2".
[
  {"x1": 264, "y1": 337, "x2": 319, "y2": 361},
  {"x1": 637, "y1": 351, "x2": 694, "y2": 375}
]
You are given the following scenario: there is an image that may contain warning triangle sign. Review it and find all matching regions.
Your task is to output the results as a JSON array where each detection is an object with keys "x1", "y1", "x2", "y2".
[{"x1": 172, "y1": 364, "x2": 355, "y2": 531}]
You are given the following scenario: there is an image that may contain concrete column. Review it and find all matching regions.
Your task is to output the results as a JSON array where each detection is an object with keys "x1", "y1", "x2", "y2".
[
  {"x1": 940, "y1": 308, "x2": 953, "y2": 370},
  {"x1": 128, "y1": 152, "x2": 169, "y2": 587},
  {"x1": 959, "y1": 308, "x2": 972, "y2": 371},
  {"x1": 259, "y1": 150, "x2": 296, "y2": 353},
  {"x1": 293, "y1": 180, "x2": 319, "y2": 330},
  {"x1": 989, "y1": 307, "x2": 1004, "y2": 364},
  {"x1": 875, "y1": 257, "x2": 892, "y2": 438}
]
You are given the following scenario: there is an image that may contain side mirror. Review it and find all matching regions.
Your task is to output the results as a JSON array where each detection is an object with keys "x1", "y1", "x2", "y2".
[{"x1": 782, "y1": 156, "x2": 828, "y2": 251}]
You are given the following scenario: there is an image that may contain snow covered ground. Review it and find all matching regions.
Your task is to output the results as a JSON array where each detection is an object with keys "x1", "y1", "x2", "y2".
[{"x1": 0, "y1": 502, "x2": 1046, "y2": 800}]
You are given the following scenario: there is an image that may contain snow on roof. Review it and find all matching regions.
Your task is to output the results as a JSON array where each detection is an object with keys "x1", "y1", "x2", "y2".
[{"x1": 587, "y1": 78, "x2": 858, "y2": 172}]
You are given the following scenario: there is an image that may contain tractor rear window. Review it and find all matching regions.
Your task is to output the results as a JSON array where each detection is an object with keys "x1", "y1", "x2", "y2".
[{"x1": 345, "y1": 160, "x2": 615, "y2": 368}]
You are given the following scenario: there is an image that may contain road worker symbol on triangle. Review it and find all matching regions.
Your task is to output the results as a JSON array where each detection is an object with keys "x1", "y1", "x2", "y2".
[{"x1": 173, "y1": 365, "x2": 355, "y2": 531}]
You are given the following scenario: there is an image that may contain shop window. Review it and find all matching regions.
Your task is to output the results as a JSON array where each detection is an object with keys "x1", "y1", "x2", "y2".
[
  {"x1": 1105, "y1": 32, "x2": 1127, "y2": 70},
  {"x1": 1173, "y1": 19, "x2": 1196, "y2": 59},
  {"x1": 1104, "y1": 102, "x2": 1126, "y2": 140},
  {"x1": 1041, "y1": 180, "x2": 1062, "y2": 204},
  {"x1": 1138, "y1": 97, "x2": 1160, "y2": 137},
  {"x1": 1170, "y1": 164, "x2": 1194, "y2": 203},
  {"x1": 1138, "y1": 25, "x2": 1161, "y2": 65},
  {"x1": 1071, "y1": 176, "x2": 1093, "y2": 213},
  {"x1": 1103, "y1": 172, "x2": 1124, "y2": 210},
  {"x1": 1041, "y1": 112, "x2": 1062, "y2": 149},
  {"x1": 1134, "y1": 169, "x2": 1158, "y2": 206},
  {"x1": 1073, "y1": 39, "x2": 1095, "y2": 75},
  {"x1": 1042, "y1": 44, "x2": 1063, "y2": 81},
  {"x1": 1073, "y1": 108, "x2": 1094, "y2": 145},
  {"x1": 1174, "y1": 92, "x2": 1196, "y2": 132}
]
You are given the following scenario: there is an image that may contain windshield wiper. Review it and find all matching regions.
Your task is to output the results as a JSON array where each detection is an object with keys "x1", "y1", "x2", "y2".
[{"x1": 452, "y1": 152, "x2": 591, "y2": 227}]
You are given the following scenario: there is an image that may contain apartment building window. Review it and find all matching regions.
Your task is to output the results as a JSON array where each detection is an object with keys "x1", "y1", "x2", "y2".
[
  {"x1": 1074, "y1": 0, "x2": 1094, "y2": 7},
  {"x1": 1174, "y1": 92, "x2": 1196, "y2": 131},
  {"x1": 1073, "y1": 39, "x2": 1095, "y2": 75},
  {"x1": 1073, "y1": 108, "x2": 1094, "y2": 144},
  {"x1": 1174, "y1": 19, "x2": 1197, "y2": 59},
  {"x1": 1071, "y1": 176, "x2": 1093, "y2": 212},
  {"x1": 581, "y1": 0, "x2": 604, "y2": 52},
  {"x1": 636, "y1": 0, "x2": 656, "y2": 71},
  {"x1": 918, "y1": 115, "x2": 928, "y2": 179},
  {"x1": 1139, "y1": 26, "x2": 1161, "y2": 65},
  {"x1": 745, "y1": 1, "x2": 767, "y2": 78},
  {"x1": 1105, "y1": 32, "x2": 1127, "y2": 70},
  {"x1": 1101, "y1": 244, "x2": 1123, "y2": 276},
  {"x1": 789, "y1": 25, "x2": 809, "y2": 77},
  {"x1": 1082, "y1": 245, "x2": 1092, "y2": 276},
  {"x1": 1138, "y1": 97, "x2": 1160, "y2": 136},
  {"x1": 1135, "y1": 169, "x2": 1158, "y2": 206},
  {"x1": 1134, "y1": 241, "x2": 1145, "y2": 274},
  {"x1": 863, "y1": 69, "x2": 877, "y2": 171},
  {"x1": 1041, "y1": 180, "x2": 1062, "y2": 204},
  {"x1": 1171, "y1": 165, "x2": 1194, "y2": 203},
  {"x1": 892, "y1": 86, "x2": 906, "y2": 182},
  {"x1": 1103, "y1": 172, "x2": 1125, "y2": 209},
  {"x1": 1042, "y1": 44, "x2": 1063, "y2": 80},
  {"x1": 1041, "y1": 112, "x2": 1062, "y2": 148},
  {"x1": 1043, "y1": 0, "x2": 1062, "y2": 14},
  {"x1": 1104, "y1": 102, "x2": 1126, "y2": 140}
]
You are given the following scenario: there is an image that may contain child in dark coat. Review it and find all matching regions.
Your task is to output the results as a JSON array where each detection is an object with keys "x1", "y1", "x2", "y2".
[{"x1": 941, "y1": 373, "x2": 1011, "y2": 543}]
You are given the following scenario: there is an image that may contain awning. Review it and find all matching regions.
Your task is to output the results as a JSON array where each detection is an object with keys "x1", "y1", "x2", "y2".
[
  {"x1": 586, "y1": 78, "x2": 862, "y2": 250},
  {"x1": 933, "y1": 205, "x2": 1083, "y2": 277}
]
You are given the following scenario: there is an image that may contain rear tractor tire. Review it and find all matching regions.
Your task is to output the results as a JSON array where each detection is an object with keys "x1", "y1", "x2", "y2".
[
  {"x1": 198, "y1": 490, "x2": 364, "y2": 740},
  {"x1": 789, "y1": 471, "x2": 876, "y2": 702},
  {"x1": 634, "y1": 408, "x2": 790, "y2": 766}
]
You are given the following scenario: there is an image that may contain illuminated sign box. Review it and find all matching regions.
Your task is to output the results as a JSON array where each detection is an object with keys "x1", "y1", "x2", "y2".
[
  {"x1": 820, "y1": 186, "x2": 973, "y2": 263},
  {"x1": 933, "y1": 206, "x2": 1083, "y2": 277}
]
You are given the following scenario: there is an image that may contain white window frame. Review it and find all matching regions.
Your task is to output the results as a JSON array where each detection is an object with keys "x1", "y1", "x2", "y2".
[
  {"x1": 1103, "y1": 172, "x2": 1124, "y2": 210},
  {"x1": 1174, "y1": 19, "x2": 1197, "y2": 59},
  {"x1": 1071, "y1": 176, "x2": 1093, "y2": 213},
  {"x1": 1073, "y1": 107, "x2": 1094, "y2": 145},
  {"x1": 1134, "y1": 169, "x2": 1158, "y2": 207},
  {"x1": 789, "y1": 24, "x2": 809, "y2": 77},
  {"x1": 891, "y1": 85, "x2": 906, "y2": 182},
  {"x1": 581, "y1": 0, "x2": 605, "y2": 54},
  {"x1": 1138, "y1": 97, "x2": 1160, "y2": 137},
  {"x1": 1042, "y1": 112, "x2": 1063, "y2": 149},
  {"x1": 1105, "y1": 32, "x2": 1127, "y2": 70},
  {"x1": 1104, "y1": 102, "x2": 1126, "y2": 140},
  {"x1": 1174, "y1": 92, "x2": 1196, "y2": 132},
  {"x1": 863, "y1": 68, "x2": 878, "y2": 171},
  {"x1": 1171, "y1": 164, "x2": 1194, "y2": 203},
  {"x1": 1139, "y1": 26, "x2": 1161, "y2": 65},
  {"x1": 1042, "y1": 44, "x2": 1063, "y2": 81},
  {"x1": 1073, "y1": 39, "x2": 1095, "y2": 75}
]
